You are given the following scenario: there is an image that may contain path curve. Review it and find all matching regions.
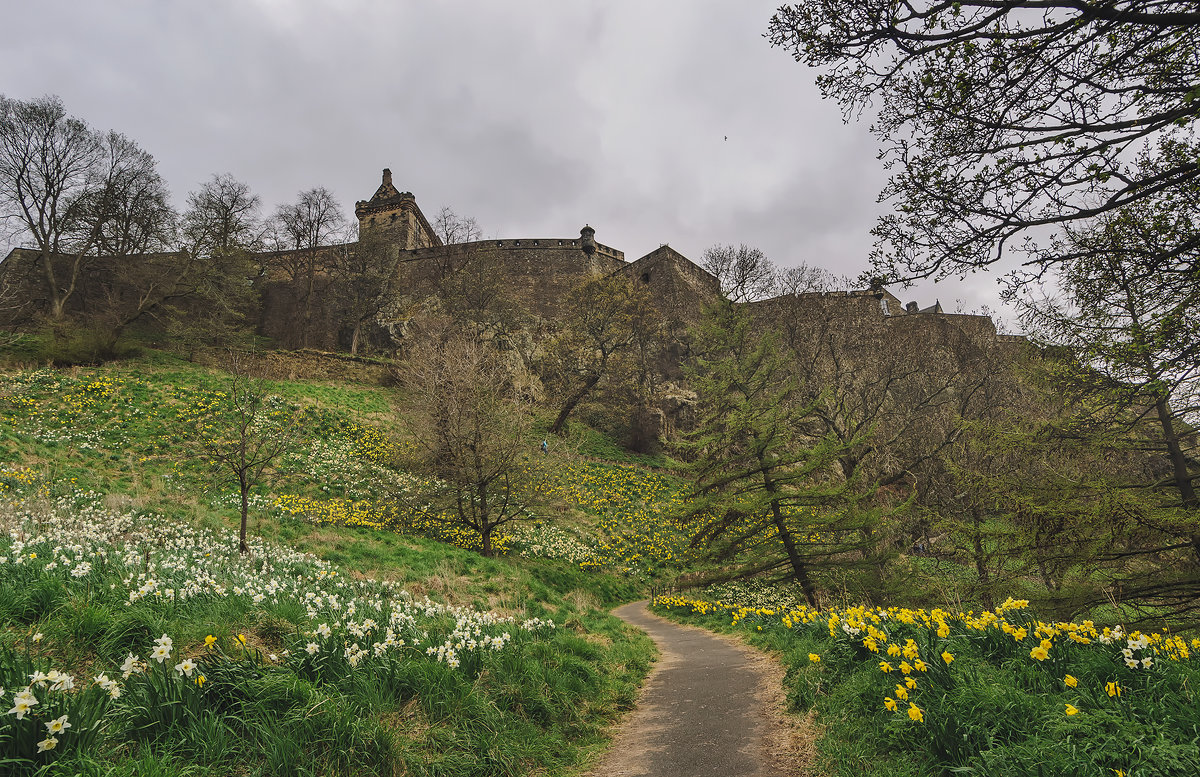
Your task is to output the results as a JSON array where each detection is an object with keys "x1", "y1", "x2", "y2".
[{"x1": 586, "y1": 601, "x2": 816, "y2": 777}]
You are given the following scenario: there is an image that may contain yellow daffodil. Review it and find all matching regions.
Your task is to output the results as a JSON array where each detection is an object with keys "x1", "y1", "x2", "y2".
[
  {"x1": 941, "y1": 650, "x2": 954, "y2": 665},
  {"x1": 808, "y1": 653, "x2": 820, "y2": 664},
  {"x1": 907, "y1": 703, "x2": 924, "y2": 722},
  {"x1": 1030, "y1": 645, "x2": 1049, "y2": 661},
  {"x1": 905, "y1": 676, "x2": 917, "y2": 690},
  {"x1": 1105, "y1": 681, "x2": 1122, "y2": 698},
  {"x1": 204, "y1": 635, "x2": 217, "y2": 649},
  {"x1": 1064, "y1": 674, "x2": 1078, "y2": 688},
  {"x1": 1065, "y1": 704, "x2": 1079, "y2": 715},
  {"x1": 879, "y1": 661, "x2": 894, "y2": 673},
  {"x1": 884, "y1": 697, "x2": 897, "y2": 712}
]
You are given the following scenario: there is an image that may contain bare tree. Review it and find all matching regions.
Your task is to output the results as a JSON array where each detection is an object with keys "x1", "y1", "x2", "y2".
[
  {"x1": 186, "y1": 353, "x2": 302, "y2": 554},
  {"x1": 775, "y1": 263, "x2": 843, "y2": 296},
  {"x1": 267, "y1": 187, "x2": 349, "y2": 347},
  {"x1": 398, "y1": 329, "x2": 552, "y2": 556},
  {"x1": 163, "y1": 174, "x2": 266, "y2": 353},
  {"x1": 432, "y1": 205, "x2": 482, "y2": 245},
  {"x1": 701, "y1": 244, "x2": 777, "y2": 302},
  {"x1": 180, "y1": 173, "x2": 264, "y2": 258},
  {"x1": 329, "y1": 229, "x2": 402, "y2": 354},
  {"x1": 546, "y1": 273, "x2": 661, "y2": 435},
  {"x1": 0, "y1": 95, "x2": 171, "y2": 321},
  {"x1": 429, "y1": 244, "x2": 522, "y2": 337}
]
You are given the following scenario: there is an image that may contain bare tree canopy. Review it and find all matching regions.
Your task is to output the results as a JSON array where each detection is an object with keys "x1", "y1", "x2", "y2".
[
  {"x1": 398, "y1": 329, "x2": 551, "y2": 556},
  {"x1": 768, "y1": 2, "x2": 1200, "y2": 284},
  {"x1": 91, "y1": 131, "x2": 176, "y2": 257},
  {"x1": 0, "y1": 94, "x2": 174, "y2": 319},
  {"x1": 270, "y1": 186, "x2": 348, "y2": 252},
  {"x1": 547, "y1": 273, "x2": 660, "y2": 435},
  {"x1": 432, "y1": 205, "x2": 482, "y2": 245},
  {"x1": 181, "y1": 173, "x2": 263, "y2": 257},
  {"x1": 701, "y1": 243, "x2": 777, "y2": 302},
  {"x1": 775, "y1": 263, "x2": 843, "y2": 296}
]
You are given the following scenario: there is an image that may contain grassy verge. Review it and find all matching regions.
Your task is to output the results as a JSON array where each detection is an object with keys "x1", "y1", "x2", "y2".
[{"x1": 652, "y1": 592, "x2": 1200, "y2": 777}]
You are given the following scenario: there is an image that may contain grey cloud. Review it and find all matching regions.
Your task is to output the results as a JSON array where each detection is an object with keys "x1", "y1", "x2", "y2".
[{"x1": 0, "y1": 0, "x2": 1015, "y2": 319}]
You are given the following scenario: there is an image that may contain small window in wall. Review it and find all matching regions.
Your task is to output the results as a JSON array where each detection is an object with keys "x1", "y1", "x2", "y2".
[{"x1": 640, "y1": 272, "x2": 651, "y2": 284}]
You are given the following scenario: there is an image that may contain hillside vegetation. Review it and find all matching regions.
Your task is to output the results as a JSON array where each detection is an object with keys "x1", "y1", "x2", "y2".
[
  {"x1": 3, "y1": 340, "x2": 1199, "y2": 777},
  {"x1": 0, "y1": 346, "x2": 677, "y2": 776}
]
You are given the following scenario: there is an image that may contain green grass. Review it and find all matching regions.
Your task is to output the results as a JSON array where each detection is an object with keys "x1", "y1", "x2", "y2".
[{"x1": 0, "y1": 348, "x2": 659, "y2": 776}]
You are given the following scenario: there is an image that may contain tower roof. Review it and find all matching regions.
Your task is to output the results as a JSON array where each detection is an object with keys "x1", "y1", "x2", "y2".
[{"x1": 363, "y1": 168, "x2": 409, "y2": 208}]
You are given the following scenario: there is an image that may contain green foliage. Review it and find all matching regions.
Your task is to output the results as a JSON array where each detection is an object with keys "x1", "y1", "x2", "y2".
[{"x1": 681, "y1": 300, "x2": 889, "y2": 603}]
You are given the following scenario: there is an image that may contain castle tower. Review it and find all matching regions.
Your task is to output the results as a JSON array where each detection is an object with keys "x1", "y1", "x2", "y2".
[{"x1": 354, "y1": 168, "x2": 440, "y2": 249}]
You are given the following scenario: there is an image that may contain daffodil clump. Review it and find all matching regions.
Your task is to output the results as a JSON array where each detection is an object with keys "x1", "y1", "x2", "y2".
[
  {"x1": 652, "y1": 593, "x2": 1200, "y2": 776},
  {"x1": 557, "y1": 462, "x2": 697, "y2": 574},
  {"x1": 0, "y1": 490, "x2": 559, "y2": 772},
  {"x1": 271, "y1": 457, "x2": 698, "y2": 573},
  {"x1": 1, "y1": 370, "x2": 127, "y2": 453}
]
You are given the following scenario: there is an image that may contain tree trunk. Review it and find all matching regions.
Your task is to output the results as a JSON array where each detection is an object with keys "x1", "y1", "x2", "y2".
[
  {"x1": 549, "y1": 373, "x2": 601, "y2": 435},
  {"x1": 239, "y1": 476, "x2": 250, "y2": 555},
  {"x1": 971, "y1": 507, "x2": 994, "y2": 611},
  {"x1": 41, "y1": 251, "x2": 66, "y2": 320},
  {"x1": 1153, "y1": 395, "x2": 1198, "y2": 509},
  {"x1": 769, "y1": 498, "x2": 818, "y2": 608}
]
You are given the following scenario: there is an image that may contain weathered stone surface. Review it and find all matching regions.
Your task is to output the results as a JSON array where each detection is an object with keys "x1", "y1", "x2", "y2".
[{"x1": 0, "y1": 168, "x2": 1024, "y2": 383}]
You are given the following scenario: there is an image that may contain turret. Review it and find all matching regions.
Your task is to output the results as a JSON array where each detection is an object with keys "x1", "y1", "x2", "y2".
[{"x1": 580, "y1": 224, "x2": 596, "y2": 256}]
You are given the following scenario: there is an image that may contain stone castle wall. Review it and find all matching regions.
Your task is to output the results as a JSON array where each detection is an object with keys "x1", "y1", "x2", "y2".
[
  {"x1": 1, "y1": 168, "x2": 1023, "y2": 368},
  {"x1": 398, "y1": 238, "x2": 626, "y2": 320}
]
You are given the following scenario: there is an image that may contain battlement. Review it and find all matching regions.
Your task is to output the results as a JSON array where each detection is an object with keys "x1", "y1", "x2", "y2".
[{"x1": 400, "y1": 237, "x2": 623, "y2": 262}]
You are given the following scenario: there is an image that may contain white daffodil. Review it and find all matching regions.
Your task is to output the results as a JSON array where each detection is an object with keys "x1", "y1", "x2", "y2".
[
  {"x1": 120, "y1": 653, "x2": 144, "y2": 678},
  {"x1": 45, "y1": 714, "x2": 71, "y2": 734},
  {"x1": 48, "y1": 671, "x2": 74, "y2": 692}
]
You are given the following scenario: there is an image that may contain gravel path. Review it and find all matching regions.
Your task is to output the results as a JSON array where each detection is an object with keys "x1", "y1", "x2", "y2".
[{"x1": 585, "y1": 601, "x2": 816, "y2": 777}]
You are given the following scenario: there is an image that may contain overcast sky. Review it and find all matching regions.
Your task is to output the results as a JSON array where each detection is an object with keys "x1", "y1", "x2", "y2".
[{"x1": 0, "y1": 0, "x2": 1014, "y2": 321}]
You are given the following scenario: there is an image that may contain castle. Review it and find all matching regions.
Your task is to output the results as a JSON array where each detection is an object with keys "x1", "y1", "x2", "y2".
[
  {"x1": 0, "y1": 167, "x2": 1023, "y2": 365},
  {"x1": 257, "y1": 169, "x2": 1022, "y2": 357}
]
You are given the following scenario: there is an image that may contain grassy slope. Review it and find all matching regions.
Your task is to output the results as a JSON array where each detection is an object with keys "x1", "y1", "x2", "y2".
[{"x1": 0, "y1": 348, "x2": 657, "y2": 776}]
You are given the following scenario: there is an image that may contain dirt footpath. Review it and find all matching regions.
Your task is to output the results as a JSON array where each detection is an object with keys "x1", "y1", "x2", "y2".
[{"x1": 585, "y1": 601, "x2": 819, "y2": 777}]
